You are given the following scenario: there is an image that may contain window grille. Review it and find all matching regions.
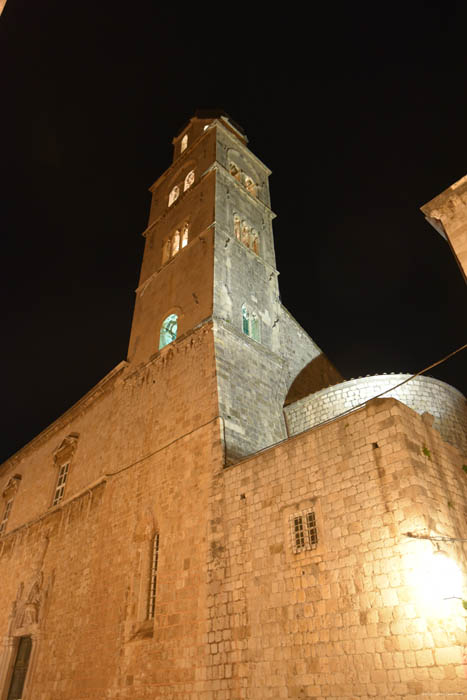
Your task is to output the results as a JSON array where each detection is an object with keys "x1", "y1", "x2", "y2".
[
  {"x1": 53, "y1": 462, "x2": 69, "y2": 506},
  {"x1": 0, "y1": 499, "x2": 13, "y2": 535},
  {"x1": 290, "y1": 508, "x2": 318, "y2": 553},
  {"x1": 147, "y1": 533, "x2": 160, "y2": 619}
]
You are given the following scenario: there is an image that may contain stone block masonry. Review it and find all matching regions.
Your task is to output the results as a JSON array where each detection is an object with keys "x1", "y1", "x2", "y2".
[{"x1": 285, "y1": 373, "x2": 467, "y2": 455}]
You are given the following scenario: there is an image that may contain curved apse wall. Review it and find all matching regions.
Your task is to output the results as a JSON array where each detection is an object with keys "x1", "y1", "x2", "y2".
[{"x1": 284, "y1": 374, "x2": 467, "y2": 455}]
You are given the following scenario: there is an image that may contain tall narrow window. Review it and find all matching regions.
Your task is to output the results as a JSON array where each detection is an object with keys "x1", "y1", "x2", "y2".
[
  {"x1": 0, "y1": 499, "x2": 13, "y2": 535},
  {"x1": 181, "y1": 223, "x2": 189, "y2": 248},
  {"x1": 6, "y1": 636, "x2": 32, "y2": 700},
  {"x1": 168, "y1": 185, "x2": 179, "y2": 207},
  {"x1": 181, "y1": 134, "x2": 188, "y2": 152},
  {"x1": 234, "y1": 215, "x2": 241, "y2": 241},
  {"x1": 171, "y1": 231, "x2": 180, "y2": 257},
  {"x1": 241, "y1": 304, "x2": 260, "y2": 342},
  {"x1": 52, "y1": 462, "x2": 69, "y2": 506},
  {"x1": 159, "y1": 314, "x2": 178, "y2": 350},
  {"x1": 184, "y1": 170, "x2": 195, "y2": 192},
  {"x1": 147, "y1": 533, "x2": 160, "y2": 619},
  {"x1": 162, "y1": 238, "x2": 171, "y2": 265}
]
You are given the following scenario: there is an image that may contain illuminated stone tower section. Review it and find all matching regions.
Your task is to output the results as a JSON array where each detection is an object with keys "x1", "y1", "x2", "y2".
[{"x1": 127, "y1": 112, "x2": 340, "y2": 463}]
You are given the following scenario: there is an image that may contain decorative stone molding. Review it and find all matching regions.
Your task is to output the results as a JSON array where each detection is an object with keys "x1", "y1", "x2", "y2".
[
  {"x1": 2, "y1": 475, "x2": 21, "y2": 500},
  {"x1": 52, "y1": 433, "x2": 79, "y2": 468}
]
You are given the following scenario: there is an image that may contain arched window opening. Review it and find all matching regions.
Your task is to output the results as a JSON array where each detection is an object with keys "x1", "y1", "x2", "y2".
[
  {"x1": 241, "y1": 222, "x2": 250, "y2": 247},
  {"x1": 250, "y1": 231, "x2": 259, "y2": 255},
  {"x1": 168, "y1": 185, "x2": 179, "y2": 207},
  {"x1": 181, "y1": 223, "x2": 189, "y2": 248},
  {"x1": 162, "y1": 238, "x2": 171, "y2": 265},
  {"x1": 234, "y1": 215, "x2": 241, "y2": 241},
  {"x1": 184, "y1": 170, "x2": 195, "y2": 192},
  {"x1": 244, "y1": 176, "x2": 257, "y2": 197},
  {"x1": 171, "y1": 231, "x2": 180, "y2": 257},
  {"x1": 181, "y1": 134, "x2": 188, "y2": 152},
  {"x1": 242, "y1": 304, "x2": 260, "y2": 342},
  {"x1": 159, "y1": 314, "x2": 178, "y2": 349},
  {"x1": 233, "y1": 215, "x2": 259, "y2": 255},
  {"x1": 230, "y1": 162, "x2": 241, "y2": 181}
]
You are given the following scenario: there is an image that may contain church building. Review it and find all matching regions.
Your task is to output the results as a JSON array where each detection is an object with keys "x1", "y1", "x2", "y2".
[{"x1": 1, "y1": 112, "x2": 466, "y2": 700}]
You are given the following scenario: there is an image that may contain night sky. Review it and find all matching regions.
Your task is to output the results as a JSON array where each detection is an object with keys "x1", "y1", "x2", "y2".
[{"x1": 1, "y1": 1, "x2": 466, "y2": 464}]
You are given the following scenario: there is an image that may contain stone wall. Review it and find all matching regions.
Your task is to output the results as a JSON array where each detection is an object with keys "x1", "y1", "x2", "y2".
[
  {"x1": 285, "y1": 373, "x2": 467, "y2": 455},
  {"x1": 207, "y1": 398, "x2": 467, "y2": 699}
]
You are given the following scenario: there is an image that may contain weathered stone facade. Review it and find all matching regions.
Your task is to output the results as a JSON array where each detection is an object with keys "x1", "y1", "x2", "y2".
[{"x1": 1, "y1": 113, "x2": 466, "y2": 699}]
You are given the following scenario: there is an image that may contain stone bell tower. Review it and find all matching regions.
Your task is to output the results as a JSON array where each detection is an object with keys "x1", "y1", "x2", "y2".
[{"x1": 128, "y1": 111, "x2": 341, "y2": 463}]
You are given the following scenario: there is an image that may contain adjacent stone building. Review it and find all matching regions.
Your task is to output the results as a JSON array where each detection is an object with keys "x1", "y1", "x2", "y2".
[{"x1": 1, "y1": 112, "x2": 466, "y2": 700}]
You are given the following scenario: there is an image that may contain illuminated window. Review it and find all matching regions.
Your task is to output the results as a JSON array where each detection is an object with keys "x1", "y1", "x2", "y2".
[
  {"x1": 168, "y1": 185, "x2": 179, "y2": 207},
  {"x1": 229, "y1": 162, "x2": 241, "y2": 181},
  {"x1": 0, "y1": 499, "x2": 13, "y2": 535},
  {"x1": 162, "y1": 224, "x2": 189, "y2": 265},
  {"x1": 241, "y1": 304, "x2": 260, "y2": 342},
  {"x1": 244, "y1": 176, "x2": 257, "y2": 196},
  {"x1": 159, "y1": 314, "x2": 178, "y2": 349},
  {"x1": 171, "y1": 231, "x2": 180, "y2": 257},
  {"x1": 290, "y1": 509, "x2": 318, "y2": 553},
  {"x1": 181, "y1": 222, "x2": 189, "y2": 248},
  {"x1": 234, "y1": 215, "x2": 241, "y2": 241},
  {"x1": 184, "y1": 170, "x2": 195, "y2": 192},
  {"x1": 147, "y1": 533, "x2": 160, "y2": 619},
  {"x1": 181, "y1": 134, "x2": 188, "y2": 152},
  {"x1": 53, "y1": 462, "x2": 69, "y2": 506},
  {"x1": 233, "y1": 215, "x2": 259, "y2": 255}
]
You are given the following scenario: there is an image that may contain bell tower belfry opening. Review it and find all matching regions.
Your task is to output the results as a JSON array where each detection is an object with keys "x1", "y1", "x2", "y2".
[{"x1": 127, "y1": 111, "x2": 341, "y2": 463}]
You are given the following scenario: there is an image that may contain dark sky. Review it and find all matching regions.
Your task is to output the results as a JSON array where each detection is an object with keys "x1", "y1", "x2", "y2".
[{"x1": 1, "y1": 1, "x2": 466, "y2": 463}]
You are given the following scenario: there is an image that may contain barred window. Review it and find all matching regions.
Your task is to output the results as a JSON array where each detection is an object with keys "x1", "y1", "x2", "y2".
[
  {"x1": 53, "y1": 462, "x2": 69, "y2": 506},
  {"x1": 290, "y1": 508, "x2": 318, "y2": 553},
  {"x1": 147, "y1": 533, "x2": 160, "y2": 619},
  {"x1": 0, "y1": 499, "x2": 13, "y2": 535}
]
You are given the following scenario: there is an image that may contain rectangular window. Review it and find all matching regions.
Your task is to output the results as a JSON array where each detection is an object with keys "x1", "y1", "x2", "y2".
[
  {"x1": 52, "y1": 463, "x2": 69, "y2": 506},
  {"x1": 0, "y1": 499, "x2": 13, "y2": 535},
  {"x1": 290, "y1": 508, "x2": 318, "y2": 553},
  {"x1": 7, "y1": 636, "x2": 32, "y2": 700},
  {"x1": 147, "y1": 533, "x2": 160, "y2": 619}
]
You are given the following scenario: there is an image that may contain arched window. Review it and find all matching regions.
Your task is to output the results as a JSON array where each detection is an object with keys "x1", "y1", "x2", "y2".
[
  {"x1": 184, "y1": 170, "x2": 195, "y2": 192},
  {"x1": 234, "y1": 215, "x2": 241, "y2": 241},
  {"x1": 241, "y1": 304, "x2": 260, "y2": 342},
  {"x1": 159, "y1": 314, "x2": 178, "y2": 349},
  {"x1": 168, "y1": 185, "x2": 179, "y2": 207},
  {"x1": 171, "y1": 231, "x2": 180, "y2": 257},
  {"x1": 250, "y1": 230, "x2": 259, "y2": 255},
  {"x1": 229, "y1": 162, "x2": 241, "y2": 181},
  {"x1": 241, "y1": 222, "x2": 250, "y2": 247},
  {"x1": 181, "y1": 134, "x2": 188, "y2": 152},
  {"x1": 162, "y1": 238, "x2": 171, "y2": 265},
  {"x1": 244, "y1": 176, "x2": 257, "y2": 197},
  {"x1": 181, "y1": 223, "x2": 189, "y2": 248}
]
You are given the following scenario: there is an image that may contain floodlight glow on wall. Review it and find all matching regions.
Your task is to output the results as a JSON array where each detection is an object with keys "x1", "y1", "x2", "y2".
[{"x1": 403, "y1": 535, "x2": 466, "y2": 617}]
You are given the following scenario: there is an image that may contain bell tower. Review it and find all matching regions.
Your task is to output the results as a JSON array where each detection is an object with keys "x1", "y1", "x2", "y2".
[{"x1": 128, "y1": 111, "x2": 341, "y2": 463}]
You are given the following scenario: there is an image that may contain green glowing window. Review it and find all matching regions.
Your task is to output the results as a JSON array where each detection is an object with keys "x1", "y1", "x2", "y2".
[
  {"x1": 241, "y1": 304, "x2": 260, "y2": 342},
  {"x1": 159, "y1": 314, "x2": 178, "y2": 349}
]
